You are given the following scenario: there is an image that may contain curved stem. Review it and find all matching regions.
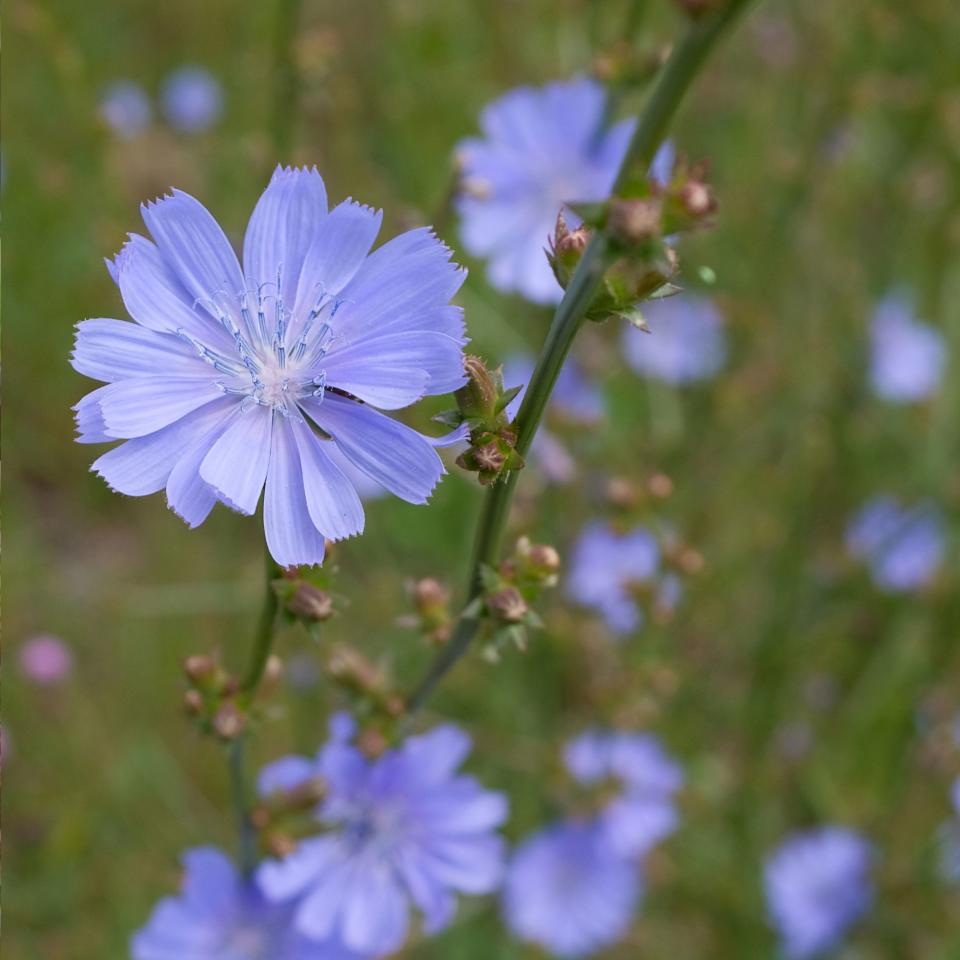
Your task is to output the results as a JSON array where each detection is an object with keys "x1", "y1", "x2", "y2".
[
  {"x1": 241, "y1": 544, "x2": 281, "y2": 697},
  {"x1": 270, "y1": 0, "x2": 303, "y2": 161},
  {"x1": 406, "y1": 0, "x2": 753, "y2": 715}
]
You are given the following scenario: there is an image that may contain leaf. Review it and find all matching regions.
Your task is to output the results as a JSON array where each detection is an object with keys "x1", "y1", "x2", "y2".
[{"x1": 615, "y1": 306, "x2": 650, "y2": 333}]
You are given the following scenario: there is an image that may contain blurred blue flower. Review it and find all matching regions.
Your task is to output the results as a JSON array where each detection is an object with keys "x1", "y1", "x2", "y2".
[
  {"x1": 457, "y1": 77, "x2": 673, "y2": 304},
  {"x1": 131, "y1": 847, "x2": 355, "y2": 960},
  {"x1": 502, "y1": 820, "x2": 641, "y2": 958},
  {"x1": 869, "y1": 294, "x2": 946, "y2": 403},
  {"x1": 501, "y1": 353, "x2": 604, "y2": 483},
  {"x1": 952, "y1": 777, "x2": 960, "y2": 817},
  {"x1": 764, "y1": 826, "x2": 874, "y2": 959},
  {"x1": 162, "y1": 66, "x2": 224, "y2": 133},
  {"x1": 845, "y1": 496, "x2": 945, "y2": 592},
  {"x1": 565, "y1": 730, "x2": 683, "y2": 858},
  {"x1": 567, "y1": 522, "x2": 662, "y2": 634},
  {"x1": 99, "y1": 80, "x2": 152, "y2": 139},
  {"x1": 623, "y1": 294, "x2": 726, "y2": 384},
  {"x1": 73, "y1": 166, "x2": 467, "y2": 567},
  {"x1": 257, "y1": 724, "x2": 507, "y2": 955}
]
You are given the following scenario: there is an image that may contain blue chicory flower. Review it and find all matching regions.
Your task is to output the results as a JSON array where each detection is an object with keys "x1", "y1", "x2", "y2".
[
  {"x1": 100, "y1": 80, "x2": 152, "y2": 139},
  {"x1": 845, "y1": 495, "x2": 945, "y2": 592},
  {"x1": 502, "y1": 819, "x2": 642, "y2": 958},
  {"x1": 564, "y1": 730, "x2": 683, "y2": 859},
  {"x1": 869, "y1": 293, "x2": 946, "y2": 403},
  {"x1": 764, "y1": 826, "x2": 874, "y2": 959},
  {"x1": 257, "y1": 723, "x2": 508, "y2": 956},
  {"x1": 567, "y1": 521, "x2": 662, "y2": 635},
  {"x1": 162, "y1": 66, "x2": 225, "y2": 134},
  {"x1": 72, "y1": 166, "x2": 467, "y2": 567},
  {"x1": 457, "y1": 77, "x2": 674, "y2": 305},
  {"x1": 622, "y1": 294, "x2": 726, "y2": 385},
  {"x1": 131, "y1": 847, "x2": 356, "y2": 960}
]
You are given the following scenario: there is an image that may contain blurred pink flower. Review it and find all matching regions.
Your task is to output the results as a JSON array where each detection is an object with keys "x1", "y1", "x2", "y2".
[{"x1": 19, "y1": 634, "x2": 73, "y2": 684}]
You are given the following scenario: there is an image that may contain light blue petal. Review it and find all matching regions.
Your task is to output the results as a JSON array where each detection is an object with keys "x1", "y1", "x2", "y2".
[
  {"x1": 72, "y1": 318, "x2": 203, "y2": 383},
  {"x1": 258, "y1": 755, "x2": 318, "y2": 797},
  {"x1": 112, "y1": 234, "x2": 234, "y2": 349},
  {"x1": 302, "y1": 396, "x2": 444, "y2": 505},
  {"x1": 141, "y1": 189, "x2": 246, "y2": 331},
  {"x1": 92, "y1": 398, "x2": 235, "y2": 496},
  {"x1": 96, "y1": 376, "x2": 224, "y2": 440},
  {"x1": 341, "y1": 866, "x2": 408, "y2": 955},
  {"x1": 244, "y1": 166, "x2": 329, "y2": 306},
  {"x1": 258, "y1": 836, "x2": 340, "y2": 904},
  {"x1": 165, "y1": 404, "x2": 237, "y2": 527},
  {"x1": 324, "y1": 330, "x2": 465, "y2": 401},
  {"x1": 73, "y1": 385, "x2": 112, "y2": 442},
  {"x1": 294, "y1": 200, "x2": 382, "y2": 313},
  {"x1": 289, "y1": 418, "x2": 364, "y2": 542},
  {"x1": 263, "y1": 420, "x2": 328, "y2": 567},
  {"x1": 199, "y1": 406, "x2": 273, "y2": 515}
]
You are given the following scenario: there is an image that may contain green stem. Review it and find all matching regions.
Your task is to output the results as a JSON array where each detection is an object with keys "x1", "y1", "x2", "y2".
[
  {"x1": 228, "y1": 737, "x2": 256, "y2": 875},
  {"x1": 406, "y1": 0, "x2": 753, "y2": 715},
  {"x1": 241, "y1": 545, "x2": 281, "y2": 697}
]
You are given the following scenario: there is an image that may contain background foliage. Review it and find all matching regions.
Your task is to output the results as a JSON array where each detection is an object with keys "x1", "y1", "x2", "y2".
[{"x1": 6, "y1": 0, "x2": 960, "y2": 956}]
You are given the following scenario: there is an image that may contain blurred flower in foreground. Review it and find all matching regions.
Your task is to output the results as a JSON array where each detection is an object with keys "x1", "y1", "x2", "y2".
[
  {"x1": 19, "y1": 634, "x2": 72, "y2": 685},
  {"x1": 258, "y1": 722, "x2": 507, "y2": 955},
  {"x1": 869, "y1": 294, "x2": 946, "y2": 403},
  {"x1": 99, "y1": 80, "x2": 152, "y2": 139},
  {"x1": 568, "y1": 522, "x2": 678, "y2": 634},
  {"x1": 502, "y1": 820, "x2": 641, "y2": 958},
  {"x1": 161, "y1": 66, "x2": 224, "y2": 134},
  {"x1": 457, "y1": 77, "x2": 674, "y2": 304},
  {"x1": 131, "y1": 847, "x2": 355, "y2": 960},
  {"x1": 566, "y1": 729, "x2": 683, "y2": 858},
  {"x1": 764, "y1": 827, "x2": 873, "y2": 959},
  {"x1": 622, "y1": 294, "x2": 726, "y2": 384},
  {"x1": 845, "y1": 496, "x2": 944, "y2": 592},
  {"x1": 502, "y1": 354, "x2": 604, "y2": 483},
  {"x1": 73, "y1": 166, "x2": 467, "y2": 567}
]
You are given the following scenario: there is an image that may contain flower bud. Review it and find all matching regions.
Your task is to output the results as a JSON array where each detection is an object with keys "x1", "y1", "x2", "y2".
[
  {"x1": 548, "y1": 211, "x2": 592, "y2": 289},
  {"x1": 183, "y1": 654, "x2": 217, "y2": 686},
  {"x1": 680, "y1": 179, "x2": 716, "y2": 219},
  {"x1": 287, "y1": 582, "x2": 334, "y2": 622},
  {"x1": 608, "y1": 197, "x2": 663, "y2": 245},
  {"x1": 487, "y1": 586, "x2": 528, "y2": 623},
  {"x1": 412, "y1": 577, "x2": 448, "y2": 612},
  {"x1": 456, "y1": 355, "x2": 500, "y2": 421},
  {"x1": 647, "y1": 473, "x2": 674, "y2": 499},
  {"x1": 183, "y1": 689, "x2": 204, "y2": 715},
  {"x1": 213, "y1": 702, "x2": 246, "y2": 740}
]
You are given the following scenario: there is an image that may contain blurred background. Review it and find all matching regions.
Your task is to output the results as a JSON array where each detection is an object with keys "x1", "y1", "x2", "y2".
[{"x1": 6, "y1": 0, "x2": 960, "y2": 956}]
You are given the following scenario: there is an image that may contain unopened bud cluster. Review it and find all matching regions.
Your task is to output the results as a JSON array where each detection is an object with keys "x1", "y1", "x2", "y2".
[
  {"x1": 440, "y1": 355, "x2": 526, "y2": 485},
  {"x1": 182, "y1": 652, "x2": 283, "y2": 741},
  {"x1": 326, "y1": 645, "x2": 404, "y2": 752},
  {"x1": 548, "y1": 157, "x2": 716, "y2": 326},
  {"x1": 476, "y1": 536, "x2": 562, "y2": 657},
  {"x1": 251, "y1": 770, "x2": 327, "y2": 860},
  {"x1": 407, "y1": 577, "x2": 453, "y2": 645}
]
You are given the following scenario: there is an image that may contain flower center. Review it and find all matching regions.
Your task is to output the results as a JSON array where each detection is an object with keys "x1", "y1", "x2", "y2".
[{"x1": 177, "y1": 269, "x2": 342, "y2": 418}]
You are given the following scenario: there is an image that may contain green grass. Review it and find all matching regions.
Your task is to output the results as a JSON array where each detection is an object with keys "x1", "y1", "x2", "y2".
[{"x1": 6, "y1": 0, "x2": 960, "y2": 956}]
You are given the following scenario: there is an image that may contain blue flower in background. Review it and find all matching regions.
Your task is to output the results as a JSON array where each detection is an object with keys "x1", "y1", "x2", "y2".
[
  {"x1": 845, "y1": 496, "x2": 944, "y2": 592},
  {"x1": 72, "y1": 166, "x2": 467, "y2": 567},
  {"x1": 257, "y1": 724, "x2": 507, "y2": 955},
  {"x1": 502, "y1": 820, "x2": 641, "y2": 958},
  {"x1": 501, "y1": 353, "x2": 604, "y2": 483},
  {"x1": 162, "y1": 66, "x2": 225, "y2": 134},
  {"x1": 622, "y1": 294, "x2": 726, "y2": 385},
  {"x1": 457, "y1": 77, "x2": 674, "y2": 304},
  {"x1": 100, "y1": 80, "x2": 152, "y2": 139},
  {"x1": 565, "y1": 730, "x2": 683, "y2": 858},
  {"x1": 869, "y1": 294, "x2": 946, "y2": 403},
  {"x1": 567, "y1": 521, "x2": 665, "y2": 634},
  {"x1": 131, "y1": 847, "x2": 356, "y2": 960},
  {"x1": 764, "y1": 827, "x2": 873, "y2": 959}
]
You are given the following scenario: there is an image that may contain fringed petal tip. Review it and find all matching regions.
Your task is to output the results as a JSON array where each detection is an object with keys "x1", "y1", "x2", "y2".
[
  {"x1": 338, "y1": 196, "x2": 384, "y2": 221},
  {"x1": 270, "y1": 163, "x2": 326, "y2": 182}
]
